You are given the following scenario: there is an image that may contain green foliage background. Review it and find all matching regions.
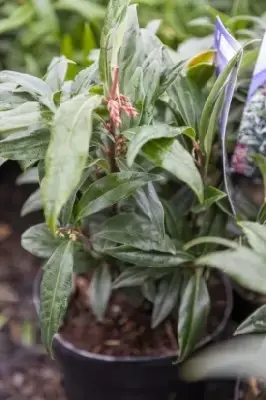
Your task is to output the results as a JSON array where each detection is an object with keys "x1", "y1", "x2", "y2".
[{"x1": 1, "y1": 0, "x2": 266, "y2": 75}]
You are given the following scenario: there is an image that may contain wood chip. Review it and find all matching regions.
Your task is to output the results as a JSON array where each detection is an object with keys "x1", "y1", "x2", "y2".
[{"x1": 105, "y1": 340, "x2": 120, "y2": 346}]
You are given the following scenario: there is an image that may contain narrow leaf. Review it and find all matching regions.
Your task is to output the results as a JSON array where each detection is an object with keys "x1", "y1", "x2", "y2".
[
  {"x1": 178, "y1": 271, "x2": 210, "y2": 361},
  {"x1": 90, "y1": 264, "x2": 112, "y2": 321},
  {"x1": 199, "y1": 51, "x2": 241, "y2": 148},
  {"x1": 21, "y1": 189, "x2": 43, "y2": 216},
  {"x1": 99, "y1": 0, "x2": 130, "y2": 87},
  {"x1": 126, "y1": 124, "x2": 187, "y2": 167},
  {"x1": 251, "y1": 154, "x2": 266, "y2": 202},
  {"x1": 0, "y1": 3, "x2": 34, "y2": 35},
  {"x1": 94, "y1": 213, "x2": 176, "y2": 254},
  {"x1": 152, "y1": 271, "x2": 181, "y2": 328},
  {"x1": 142, "y1": 138, "x2": 204, "y2": 202},
  {"x1": 0, "y1": 71, "x2": 55, "y2": 111},
  {"x1": 105, "y1": 245, "x2": 193, "y2": 267},
  {"x1": 40, "y1": 241, "x2": 74, "y2": 353},
  {"x1": 77, "y1": 172, "x2": 161, "y2": 220},
  {"x1": 45, "y1": 56, "x2": 72, "y2": 93},
  {"x1": 16, "y1": 167, "x2": 38, "y2": 185},
  {"x1": 204, "y1": 88, "x2": 225, "y2": 168},
  {"x1": 134, "y1": 182, "x2": 165, "y2": 237},
  {"x1": 22, "y1": 223, "x2": 62, "y2": 258},
  {"x1": 239, "y1": 221, "x2": 266, "y2": 256},
  {"x1": 197, "y1": 247, "x2": 266, "y2": 294},
  {"x1": 236, "y1": 305, "x2": 266, "y2": 335},
  {"x1": 42, "y1": 94, "x2": 102, "y2": 232},
  {"x1": 0, "y1": 130, "x2": 49, "y2": 160},
  {"x1": 113, "y1": 268, "x2": 150, "y2": 289}
]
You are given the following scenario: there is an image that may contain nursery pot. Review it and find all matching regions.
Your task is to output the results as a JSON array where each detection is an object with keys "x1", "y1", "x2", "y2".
[
  {"x1": 233, "y1": 379, "x2": 263, "y2": 400},
  {"x1": 232, "y1": 283, "x2": 264, "y2": 324},
  {"x1": 33, "y1": 272, "x2": 233, "y2": 400}
]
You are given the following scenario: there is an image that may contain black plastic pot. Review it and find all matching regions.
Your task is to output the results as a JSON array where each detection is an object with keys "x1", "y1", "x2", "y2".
[
  {"x1": 232, "y1": 283, "x2": 263, "y2": 324},
  {"x1": 34, "y1": 272, "x2": 233, "y2": 400},
  {"x1": 234, "y1": 379, "x2": 253, "y2": 400}
]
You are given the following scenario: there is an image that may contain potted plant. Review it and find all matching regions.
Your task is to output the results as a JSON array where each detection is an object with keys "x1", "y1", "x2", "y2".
[
  {"x1": 180, "y1": 220, "x2": 266, "y2": 399},
  {"x1": 1, "y1": 0, "x2": 266, "y2": 399},
  {"x1": 229, "y1": 149, "x2": 266, "y2": 323}
]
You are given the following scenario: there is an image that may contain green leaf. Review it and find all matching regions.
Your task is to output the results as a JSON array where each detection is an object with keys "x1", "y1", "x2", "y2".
[
  {"x1": 186, "y1": 64, "x2": 214, "y2": 89},
  {"x1": 184, "y1": 236, "x2": 239, "y2": 252},
  {"x1": 0, "y1": 158, "x2": 6, "y2": 168},
  {"x1": 167, "y1": 75, "x2": 204, "y2": 129},
  {"x1": 118, "y1": 5, "x2": 142, "y2": 93},
  {"x1": 238, "y1": 221, "x2": 266, "y2": 256},
  {"x1": 152, "y1": 271, "x2": 181, "y2": 328},
  {"x1": 113, "y1": 268, "x2": 150, "y2": 289},
  {"x1": 178, "y1": 271, "x2": 210, "y2": 361},
  {"x1": 83, "y1": 24, "x2": 97, "y2": 61},
  {"x1": 0, "y1": 102, "x2": 41, "y2": 133},
  {"x1": 141, "y1": 280, "x2": 156, "y2": 303},
  {"x1": 56, "y1": 0, "x2": 105, "y2": 20},
  {"x1": 71, "y1": 63, "x2": 100, "y2": 96},
  {"x1": 31, "y1": 0, "x2": 58, "y2": 29},
  {"x1": 90, "y1": 264, "x2": 112, "y2": 321},
  {"x1": 159, "y1": 54, "x2": 184, "y2": 96},
  {"x1": 251, "y1": 154, "x2": 266, "y2": 202},
  {"x1": 93, "y1": 213, "x2": 176, "y2": 253},
  {"x1": 204, "y1": 88, "x2": 225, "y2": 168},
  {"x1": 73, "y1": 244, "x2": 97, "y2": 275},
  {"x1": 0, "y1": 130, "x2": 49, "y2": 160},
  {"x1": 104, "y1": 245, "x2": 193, "y2": 267},
  {"x1": 0, "y1": 3, "x2": 34, "y2": 35},
  {"x1": 236, "y1": 305, "x2": 266, "y2": 335},
  {"x1": 126, "y1": 124, "x2": 187, "y2": 167},
  {"x1": 45, "y1": 57, "x2": 72, "y2": 93},
  {"x1": 99, "y1": 0, "x2": 130, "y2": 87},
  {"x1": 20, "y1": 159, "x2": 39, "y2": 171},
  {"x1": 192, "y1": 186, "x2": 227, "y2": 213},
  {"x1": 180, "y1": 335, "x2": 266, "y2": 382},
  {"x1": 0, "y1": 71, "x2": 55, "y2": 111},
  {"x1": 141, "y1": 60, "x2": 161, "y2": 123},
  {"x1": 142, "y1": 138, "x2": 204, "y2": 202},
  {"x1": 197, "y1": 206, "x2": 228, "y2": 254},
  {"x1": 21, "y1": 223, "x2": 62, "y2": 258},
  {"x1": 42, "y1": 94, "x2": 102, "y2": 233},
  {"x1": 40, "y1": 241, "x2": 74, "y2": 353},
  {"x1": 134, "y1": 182, "x2": 165, "y2": 237},
  {"x1": 77, "y1": 172, "x2": 161, "y2": 220},
  {"x1": 163, "y1": 186, "x2": 195, "y2": 241},
  {"x1": 257, "y1": 202, "x2": 266, "y2": 224},
  {"x1": 16, "y1": 167, "x2": 38, "y2": 185},
  {"x1": 199, "y1": 51, "x2": 241, "y2": 149},
  {"x1": 21, "y1": 188, "x2": 43, "y2": 216},
  {"x1": 60, "y1": 168, "x2": 92, "y2": 226},
  {"x1": 197, "y1": 247, "x2": 266, "y2": 294}
]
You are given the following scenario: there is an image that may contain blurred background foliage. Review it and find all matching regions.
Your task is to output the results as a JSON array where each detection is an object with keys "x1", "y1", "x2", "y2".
[
  {"x1": 0, "y1": 0, "x2": 266, "y2": 76},
  {"x1": 0, "y1": 0, "x2": 266, "y2": 176}
]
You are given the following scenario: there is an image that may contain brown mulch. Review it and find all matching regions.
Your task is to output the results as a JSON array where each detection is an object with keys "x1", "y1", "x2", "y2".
[{"x1": 61, "y1": 273, "x2": 228, "y2": 357}]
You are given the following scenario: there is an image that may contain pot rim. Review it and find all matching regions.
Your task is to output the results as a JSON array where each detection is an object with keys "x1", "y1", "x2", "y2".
[
  {"x1": 233, "y1": 281, "x2": 265, "y2": 306},
  {"x1": 33, "y1": 269, "x2": 233, "y2": 363},
  {"x1": 234, "y1": 379, "x2": 244, "y2": 400}
]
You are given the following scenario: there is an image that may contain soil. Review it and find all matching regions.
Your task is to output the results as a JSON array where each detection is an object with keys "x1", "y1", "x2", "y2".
[
  {"x1": 61, "y1": 273, "x2": 228, "y2": 357},
  {"x1": 0, "y1": 352, "x2": 66, "y2": 400}
]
